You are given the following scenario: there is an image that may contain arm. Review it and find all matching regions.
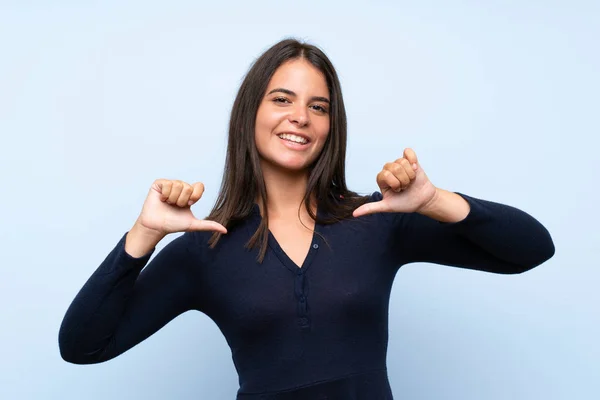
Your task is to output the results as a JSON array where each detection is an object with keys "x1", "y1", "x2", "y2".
[
  {"x1": 58, "y1": 231, "x2": 201, "y2": 364},
  {"x1": 391, "y1": 191, "x2": 555, "y2": 274}
]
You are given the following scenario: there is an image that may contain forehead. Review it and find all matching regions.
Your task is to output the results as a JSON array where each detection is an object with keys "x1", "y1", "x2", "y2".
[{"x1": 267, "y1": 59, "x2": 329, "y2": 96}]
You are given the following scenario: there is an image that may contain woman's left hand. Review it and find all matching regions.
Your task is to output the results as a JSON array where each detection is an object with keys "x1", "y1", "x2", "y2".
[{"x1": 352, "y1": 148, "x2": 439, "y2": 217}]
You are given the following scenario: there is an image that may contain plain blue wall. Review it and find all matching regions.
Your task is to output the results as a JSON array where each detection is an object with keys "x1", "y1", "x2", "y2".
[{"x1": 1, "y1": 1, "x2": 598, "y2": 399}]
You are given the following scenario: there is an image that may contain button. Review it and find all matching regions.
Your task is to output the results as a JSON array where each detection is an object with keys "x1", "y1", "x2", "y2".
[
  {"x1": 312, "y1": 243, "x2": 319, "y2": 249},
  {"x1": 297, "y1": 270, "x2": 303, "y2": 276},
  {"x1": 299, "y1": 317, "x2": 309, "y2": 325},
  {"x1": 299, "y1": 296, "x2": 306, "y2": 302}
]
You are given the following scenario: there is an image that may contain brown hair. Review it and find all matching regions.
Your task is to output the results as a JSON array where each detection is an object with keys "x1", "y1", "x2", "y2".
[{"x1": 206, "y1": 38, "x2": 370, "y2": 262}]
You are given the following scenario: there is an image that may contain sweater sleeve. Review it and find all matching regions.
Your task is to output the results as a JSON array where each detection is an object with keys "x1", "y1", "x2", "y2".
[
  {"x1": 385, "y1": 192, "x2": 555, "y2": 274},
  {"x1": 58, "y1": 231, "x2": 201, "y2": 364}
]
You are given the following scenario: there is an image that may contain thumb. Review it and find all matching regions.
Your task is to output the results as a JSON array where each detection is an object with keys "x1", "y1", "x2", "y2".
[
  {"x1": 188, "y1": 218, "x2": 228, "y2": 234},
  {"x1": 352, "y1": 201, "x2": 390, "y2": 218}
]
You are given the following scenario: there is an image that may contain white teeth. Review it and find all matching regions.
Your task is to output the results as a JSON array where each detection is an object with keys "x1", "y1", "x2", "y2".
[{"x1": 278, "y1": 133, "x2": 308, "y2": 144}]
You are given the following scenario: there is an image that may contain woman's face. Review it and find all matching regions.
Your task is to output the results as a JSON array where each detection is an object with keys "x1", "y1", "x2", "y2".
[{"x1": 255, "y1": 59, "x2": 331, "y2": 173}]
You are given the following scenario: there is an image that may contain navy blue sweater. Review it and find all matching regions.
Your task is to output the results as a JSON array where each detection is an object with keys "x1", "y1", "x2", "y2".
[{"x1": 58, "y1": 192, "x2": 554, "y2": 399}]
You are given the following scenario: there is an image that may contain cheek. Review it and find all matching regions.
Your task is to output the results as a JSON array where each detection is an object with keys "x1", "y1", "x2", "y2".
[
  {"x1": 315, "y1": 120, "x2": 330, "y2": 145},
  {"x1": 255, "y1": 108, "x2": 267, "y2": 133},
  {"x1": 254, "y1": 109, "x2": 271, "y2": 144},
  {"x1": 255, "y1": 107, "x2": 283, "y2": 138}
]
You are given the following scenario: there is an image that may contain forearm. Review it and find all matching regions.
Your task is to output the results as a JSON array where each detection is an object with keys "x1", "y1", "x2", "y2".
[
  {"x1": 59, "y1": 232, "x2": 199, "y2": 364},
  {"x1": 59, "y1": 233, "x2": 151, "y2": 364},
  {"x1": 417, "y1": 188, "x2": 470, "y2": 223},
  {"x1": 396, "y1": 191, "x2": 555, "y2": 273}
]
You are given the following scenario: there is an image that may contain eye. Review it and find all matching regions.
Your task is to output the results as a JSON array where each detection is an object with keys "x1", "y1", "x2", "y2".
[
  {"x1": 311, "y1": 104, "x2": 329, "y2": 114},
  {"x1": 273, "y1": 96, "x2": 290, "y2": 104}
]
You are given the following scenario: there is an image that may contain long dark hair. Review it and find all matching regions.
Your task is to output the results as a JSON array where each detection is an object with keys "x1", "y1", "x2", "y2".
[{"x1": 206, "y1": 38, "x2": 370, "y2": 262}]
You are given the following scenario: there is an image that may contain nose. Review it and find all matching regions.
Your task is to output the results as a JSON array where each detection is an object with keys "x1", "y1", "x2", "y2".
[{"x1": 289, "y1": 106, "x2": 310, "y2": 127}]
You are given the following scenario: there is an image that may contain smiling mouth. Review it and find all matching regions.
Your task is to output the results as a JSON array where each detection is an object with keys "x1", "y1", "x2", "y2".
[{"x1": 277, "y1": 133, "x2": 310, "y2": 145}]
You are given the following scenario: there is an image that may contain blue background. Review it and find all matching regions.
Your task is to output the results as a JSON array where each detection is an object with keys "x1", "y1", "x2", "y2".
[{"x1": 1, "y1": 1, "x2": 598, "y2": 399}]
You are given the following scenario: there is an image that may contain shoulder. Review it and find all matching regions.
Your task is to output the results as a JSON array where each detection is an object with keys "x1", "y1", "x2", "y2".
[{"x1": 183, "y1": 230, "x2": 212, "y2": 254}]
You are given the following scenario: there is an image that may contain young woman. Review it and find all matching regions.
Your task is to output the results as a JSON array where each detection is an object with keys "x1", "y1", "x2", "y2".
[{"x1": 58, "y1": 39, "x2": 555, "y2": 399}]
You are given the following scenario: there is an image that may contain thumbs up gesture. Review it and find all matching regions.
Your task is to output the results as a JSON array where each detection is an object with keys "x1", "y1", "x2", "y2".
[
  {"x1": 352, "y1": 148, "x2": 438, "y2": 217},
  {"x1": 137, "y1": 179, "x2": 227, "y2": 235}
]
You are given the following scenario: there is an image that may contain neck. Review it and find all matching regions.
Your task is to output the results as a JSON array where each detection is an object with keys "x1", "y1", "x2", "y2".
[{"x1": 257, "y1": 161, "x2": 316, "y2": 220}]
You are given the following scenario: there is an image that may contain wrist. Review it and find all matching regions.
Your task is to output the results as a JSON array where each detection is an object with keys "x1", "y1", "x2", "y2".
[
  {"x1": 416, "y1": 188, "x2": 470, "y2": 223},
  {"x1": 417, "y1": 187, "x2": 441, "y2": 215},
  {"x1": 133, "y1": 219, "x2": 166, "y2": 241},
  {"x1": 125, "y1": 221, "x2": 165, "y2": 258}
]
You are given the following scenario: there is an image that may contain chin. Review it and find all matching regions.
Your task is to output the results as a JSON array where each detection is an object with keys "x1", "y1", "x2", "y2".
[
  {"x1": 266, "y1": 156, "x2": 311, "y2": 172},
  {"x1": 279, "y1": 161, "x2": 309, "y2": 172}
]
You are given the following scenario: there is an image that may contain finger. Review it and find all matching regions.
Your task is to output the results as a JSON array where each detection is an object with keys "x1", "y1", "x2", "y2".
[
  {"x1": 387, "y1": 162, "x2": 411, "y2": 189},
  {"x1": 157, "y1": 180, "x2": 173, "y2": 201},
  {"x1": 168, "y1": 181, "x2": 184, "y2": 204},
  {"x1": 188, "y1": 219, "x2": 228, "y2": 234},
  {"x1": 403, "y1": 148, "x2": 418, "y2": 169},
  {"x1": 395, "y1": 158, "x2": 416, "y2": 180},
  {"x1": 352, "y1": 201, "x2": 390, "y2": 218},
  {"x1": 188, "y1": 182, "x2": 205, "y2": 206},
  {"x1": 176, "y1": 183, "x2": 193, "y2": 207},
  {"x1": 377, "y1": 169, "x2": 402, "y2": 193}
]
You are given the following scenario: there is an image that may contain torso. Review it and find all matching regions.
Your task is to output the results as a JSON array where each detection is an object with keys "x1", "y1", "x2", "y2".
[
  {"x1": 190, "y1": 191, "x2": 399, "y2": 394},
  {"x1": 268, "y1": 217, "x2": 315, "y2": 268}
]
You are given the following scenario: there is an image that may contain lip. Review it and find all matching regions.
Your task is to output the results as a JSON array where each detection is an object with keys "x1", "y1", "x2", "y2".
[{"x1": 276, "y1": 131, "x2": 311, "y2": 143}]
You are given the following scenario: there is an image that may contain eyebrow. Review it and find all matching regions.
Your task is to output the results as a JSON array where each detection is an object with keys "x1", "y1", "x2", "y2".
[{"x1": 267, "y1": 88, "x2": 330, "y2": 104}]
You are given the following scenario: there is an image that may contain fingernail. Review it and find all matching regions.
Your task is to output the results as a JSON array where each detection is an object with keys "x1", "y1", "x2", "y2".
[
  {"x1": 188, "y1": 200, "x2": 193, "y2": 206},
  {"x1": 412, "y1": 163, "x2": 418, "y2": 170}
]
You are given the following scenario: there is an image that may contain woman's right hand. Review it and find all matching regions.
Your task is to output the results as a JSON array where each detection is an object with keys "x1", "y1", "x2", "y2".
[{"x1": 136, "y1": 179, "x2": 227, "y2": 236}]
